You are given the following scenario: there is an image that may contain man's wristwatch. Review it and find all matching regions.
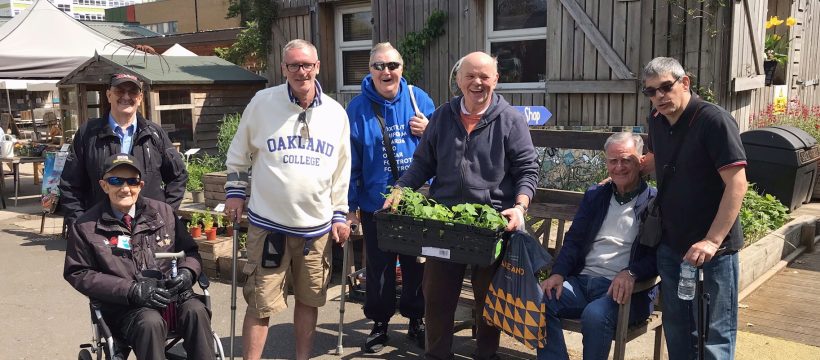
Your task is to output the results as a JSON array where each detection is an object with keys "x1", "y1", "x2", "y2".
[{"x1": 514, "y1": 202, "x2": 528, "y2": 214}]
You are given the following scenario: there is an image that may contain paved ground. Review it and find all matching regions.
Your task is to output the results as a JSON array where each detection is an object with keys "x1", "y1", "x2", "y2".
[{"x1": 1, "y1": 163, "x2": 818, "y2": 359}]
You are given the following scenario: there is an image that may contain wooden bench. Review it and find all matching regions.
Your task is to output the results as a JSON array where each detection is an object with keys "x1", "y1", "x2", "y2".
[{"x1": 456, "y1": 130, "x2": 665, "y2": 359}]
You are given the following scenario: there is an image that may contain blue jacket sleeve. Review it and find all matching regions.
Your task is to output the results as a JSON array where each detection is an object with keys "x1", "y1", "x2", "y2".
[
  {"x1": 395, "y1": 105, "x2": 440, "y2": 190},
  {"x1": 346, "y1": 102, "x2": 364, "y2": 212},
  {"x1": 506, "y1": 112, "x2": 539, "y2": 201}
]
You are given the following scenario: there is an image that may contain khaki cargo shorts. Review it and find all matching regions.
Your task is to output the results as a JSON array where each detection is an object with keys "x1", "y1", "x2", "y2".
[{"x1": 242, "y1": 224, "x2": 333, "y2": 319}]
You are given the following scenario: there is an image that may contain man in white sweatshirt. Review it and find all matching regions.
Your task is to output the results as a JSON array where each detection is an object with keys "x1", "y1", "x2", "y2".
[{"x1": 223, "y1": 39, "x2": 352, "y2": 360}]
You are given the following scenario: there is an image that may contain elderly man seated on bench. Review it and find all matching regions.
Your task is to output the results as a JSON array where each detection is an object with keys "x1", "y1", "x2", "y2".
[
  {"x1": 64, "y1": 154, "x2": 214, "y2": 359},
  {"x1": 538, "y1": 132, "x2": 658, "y2": 360}
]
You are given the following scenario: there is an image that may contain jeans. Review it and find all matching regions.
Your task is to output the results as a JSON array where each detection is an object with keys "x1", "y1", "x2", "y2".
[
  {"x1": 657, "y1": 243, "x2": 738, "y2": 360},
  {"x1": 361, "y1": 211, "x2": 425, "y2": 323},
  {"x1": 537, "y1": 275, "x2": 653, "y2": 360}
]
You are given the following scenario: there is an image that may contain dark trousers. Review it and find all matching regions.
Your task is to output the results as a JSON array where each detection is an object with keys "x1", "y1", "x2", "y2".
[
  {"x1": 361, "y1": 211, "x2": 425, "y2": 322},
  {"x1": 105, "y1": 298, "x2": 214, "y2": 360},
  {"x1": 423, "y1": 258, "x2": 500, "y2": 360}
]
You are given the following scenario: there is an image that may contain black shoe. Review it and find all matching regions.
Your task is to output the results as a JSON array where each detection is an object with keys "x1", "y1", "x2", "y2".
[
  {"x1": 364, "y1": 322, "x2": 389, "y2": 353},
  {"x1": 408, "y1": 318, "x2": 426, "y2": 349}
]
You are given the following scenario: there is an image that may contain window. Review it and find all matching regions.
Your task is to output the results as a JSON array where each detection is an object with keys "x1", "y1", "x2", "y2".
[
  {"x1": 486, "y1": 0, "x2": 547, "y2": 89},
  {"x1": 335, "y1": 5, "x2": 372, "y2": 91},
  {"x1": 145, "y1": 21, "x2": 178, "y2": 35},
  {"x1": 57, "y1": 4, "x2": 70, "y2": 12},
  {"x1": 157, "y1": 90, "x2": 193, "y2": 149}
]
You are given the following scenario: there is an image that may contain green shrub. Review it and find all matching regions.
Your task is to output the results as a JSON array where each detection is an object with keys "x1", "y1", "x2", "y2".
[
  {"x1": 741, "y1": 183, "x2": 790, "y2": 247},
  {"x1": 217, "y1": 113, "x2": 241, "y2": 167},
  {"x1": 186, "y1": 153, "x2": 223, "y2": 192}
]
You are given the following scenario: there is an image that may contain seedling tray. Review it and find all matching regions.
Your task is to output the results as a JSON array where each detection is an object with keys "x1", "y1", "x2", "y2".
[{"x1": 374, "y1": 209, "x2": 504, "y2": 266}]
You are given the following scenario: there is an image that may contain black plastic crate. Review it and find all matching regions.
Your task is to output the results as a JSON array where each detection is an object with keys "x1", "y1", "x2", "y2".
[
  {"x1": 374, "y1": 210, "x2": 425, "y2": 256},
  {"x1": 374, "y1": 209, "x2": 504, "y2": 266}
]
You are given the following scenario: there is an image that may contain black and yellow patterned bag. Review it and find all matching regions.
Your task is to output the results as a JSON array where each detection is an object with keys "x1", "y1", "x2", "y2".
[{"x1": 483, "y1": 231, "x2": 552, "y2": 349}]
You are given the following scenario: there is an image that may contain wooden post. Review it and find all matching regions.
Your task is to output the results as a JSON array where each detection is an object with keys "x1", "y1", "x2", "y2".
[{"x1": 802, "y1": 222, "x2": 816, "y2": 253}]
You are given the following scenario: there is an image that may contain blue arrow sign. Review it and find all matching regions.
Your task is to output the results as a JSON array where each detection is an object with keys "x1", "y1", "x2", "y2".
[{"x1": 513, "y1": 106, "x2": 552, "y2": 126}]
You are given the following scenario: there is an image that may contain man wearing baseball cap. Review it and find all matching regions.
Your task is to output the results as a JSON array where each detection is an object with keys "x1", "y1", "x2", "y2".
[
  {"x1": 60, "y1": 72, "x2": 187, "y2": 228},
  {"x1": 64, "y1": 154, "x2": 214, "y2": 359}
]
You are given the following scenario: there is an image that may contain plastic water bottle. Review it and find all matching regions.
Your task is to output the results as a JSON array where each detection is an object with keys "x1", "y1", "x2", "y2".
[{"x1": 677, "y1": 262, "x2": 697, "y2": 300}]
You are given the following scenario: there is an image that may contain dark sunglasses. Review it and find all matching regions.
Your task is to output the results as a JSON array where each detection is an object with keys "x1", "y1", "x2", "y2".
[
  {"x1": 641, "y1": 77, "x2": 681, "y2": 97},
  {"x1": 297, "y1": 111, "x2": 310, "y2": 138},
  {"x1": 104, "y1": 177, "x2": 141, "y2": 186},
  {"x1": 371, "y1": 62, "x2": 402, "y2": 71}
]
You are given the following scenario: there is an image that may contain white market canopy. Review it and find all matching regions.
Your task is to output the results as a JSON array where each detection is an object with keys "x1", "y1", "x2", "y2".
[
  {"x1": 163, "y1": 43, "x2": 198, "y2": 56},
  {"x1": 0, "y1": 0, "x2": 137, "y2": 78}
]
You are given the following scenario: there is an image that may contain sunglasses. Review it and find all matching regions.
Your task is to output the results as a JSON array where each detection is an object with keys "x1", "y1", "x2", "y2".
[
  {"x1": 371, "y1": 62, "x2": 402, "y2": 71},
  {"x1": 297, "y1": 111, "x2": 310, "y2": 138},
  {"x1": 284, "y1": 63, "x2": 317, "y2": 73},
  {"x1": 641, "y1": 77, "x2": 681, "y2": 97},
  {"x1": 104, "y1": 177, "x2": 141, "y2": 186}
]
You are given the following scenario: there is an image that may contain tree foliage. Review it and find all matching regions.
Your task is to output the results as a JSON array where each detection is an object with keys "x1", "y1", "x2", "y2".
[
  {"x1": 397, "y1": 10, "x2": 447, "y2": 84},
  {"x1": 216, "y1": 0, "x2": 279, "y2": 71}
]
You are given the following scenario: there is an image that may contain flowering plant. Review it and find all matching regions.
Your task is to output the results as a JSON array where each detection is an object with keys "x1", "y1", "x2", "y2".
[
  {"x1": 764, "y1": 16, "x2": 796, "y2": 65},
  {"x1": 750, "y1": 99, "x2": 820, "y2": 143}
]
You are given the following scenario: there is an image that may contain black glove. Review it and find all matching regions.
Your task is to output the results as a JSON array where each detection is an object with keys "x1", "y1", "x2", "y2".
[
  {"x1": 165, "y1": 268, "x2": 194, "y2": 297},
  {"x1": 128, "y1": 278, "x2": 171, "y2": 310}
]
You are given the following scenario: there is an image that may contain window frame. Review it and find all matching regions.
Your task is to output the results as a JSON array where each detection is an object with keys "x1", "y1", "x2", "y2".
[
  {"x1": 484, "y1": 0, "x2": 547, "y2": 91},
  {"x1": 334, "y1": 4, "x2": 373, "y2": 92}
]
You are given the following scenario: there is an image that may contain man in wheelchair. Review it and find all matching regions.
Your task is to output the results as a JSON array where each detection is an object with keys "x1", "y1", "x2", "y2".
[{"x1": 64, "y1": 154, "x2": 215, "y2": 359}]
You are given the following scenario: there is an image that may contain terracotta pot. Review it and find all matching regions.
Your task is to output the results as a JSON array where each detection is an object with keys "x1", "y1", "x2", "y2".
[
  {"x1": 225, "y1": 226, "x2": 234, "y2": 237},
  {"x1": 205, "y1": 228, "x2": 217, "y2": 241},
  {"x1": 189, "y1": 226, "x2": 201, "y2": 238}
]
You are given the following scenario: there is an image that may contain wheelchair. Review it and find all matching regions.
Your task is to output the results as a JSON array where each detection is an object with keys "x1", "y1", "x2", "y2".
[{"x1": 77, "y1": 273, "x2": 226, "y2": 360}]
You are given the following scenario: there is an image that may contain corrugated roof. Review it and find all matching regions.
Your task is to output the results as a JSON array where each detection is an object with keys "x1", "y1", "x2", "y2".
[
  {"x1": 84, "y1": 22, "x2": 160, "y2": 40},
  {"x1": 61, "y1": 54, "x2": 267, "y2": 85},
  {"x1": 0, "y1": 17, "x2": 157, "y2": 40}
]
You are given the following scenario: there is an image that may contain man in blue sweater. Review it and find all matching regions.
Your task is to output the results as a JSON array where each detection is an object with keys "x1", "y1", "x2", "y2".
[
  {"x1": 346, "y1": 42, "x2": 436, "y2": 353},
  {"x1": 538, "y1": 132, "x2": 658, "y2": 360}
]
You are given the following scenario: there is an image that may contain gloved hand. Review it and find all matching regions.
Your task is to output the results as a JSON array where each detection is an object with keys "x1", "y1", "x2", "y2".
[
  {"x1": 165, "y1": 268, "x2": 194, "y2": 297},
  {"x1": 128, "y1": 278, "x2": 171, "y2": 310}
]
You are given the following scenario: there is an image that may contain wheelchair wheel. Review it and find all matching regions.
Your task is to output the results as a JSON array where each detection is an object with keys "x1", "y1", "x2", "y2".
[{"x1": 78, "y1": 349, "x2": 93, "y2": 360}]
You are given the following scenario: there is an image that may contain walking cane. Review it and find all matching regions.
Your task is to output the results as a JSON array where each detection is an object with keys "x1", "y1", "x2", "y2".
[
  {"x1": 230, "y1": 219, "x2": 239, "y2": 360},
  {"x1": 696, "y1": 266, "x2": 710, "y2": 360},
  {"x1": 336, "y1": 223, "x2": 355, "y2": 355}
]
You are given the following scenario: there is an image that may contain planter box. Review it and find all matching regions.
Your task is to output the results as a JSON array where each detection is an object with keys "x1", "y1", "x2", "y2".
[
  {"x1": 218, "y1": 256, "x2": 248, "y2": 286},
  {"x1": 738, "y1": 215, "x2": 816, "y2": 291},
  {"x1": 203, "y1": 171, "x2": 252, "y2": 208},
  {"x1": 194, "y1": 236, "x2": 235, "y2": 279}
]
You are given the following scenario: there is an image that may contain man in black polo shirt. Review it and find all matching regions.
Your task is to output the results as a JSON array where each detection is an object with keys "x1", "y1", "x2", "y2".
[{"x1": 642, "y1": 57, "x2": 747, "y2": 360}]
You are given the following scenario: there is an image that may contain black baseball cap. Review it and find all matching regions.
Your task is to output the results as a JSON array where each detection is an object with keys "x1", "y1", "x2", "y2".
[
  {"x1": 102, "y1": 154, "x2": 143, "y2": 177},
  {"x1": 110, "y1": 73, "x2": 143, "y2": 91}
]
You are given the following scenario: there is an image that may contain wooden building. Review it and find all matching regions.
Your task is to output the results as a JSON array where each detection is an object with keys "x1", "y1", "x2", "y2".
[
  {"x1": 57, "y1": 54, "x2": 267, "y2": 151},
  {"x1": 267, "y1": 0, "x2": 820, "y2": 130}
]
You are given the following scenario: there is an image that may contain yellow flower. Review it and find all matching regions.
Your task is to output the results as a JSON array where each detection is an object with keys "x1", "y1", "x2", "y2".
[
  {"x1": 786, "y1": 17, "x2": 797, "y2": 27},
  {"x1": 765, "y1": 20, "x2": 773, "y2": 29},
  {"x1": 770, "y1": 16, "x2": 784, "y2": 26},
  {"x1": 772, "y1": 34, "x2": 781, "y2": 41}
]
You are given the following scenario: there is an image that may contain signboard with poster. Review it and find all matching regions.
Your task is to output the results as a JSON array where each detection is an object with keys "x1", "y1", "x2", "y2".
[{"x1": 41, "y1": 150, "x2": 69, "y2": 213}]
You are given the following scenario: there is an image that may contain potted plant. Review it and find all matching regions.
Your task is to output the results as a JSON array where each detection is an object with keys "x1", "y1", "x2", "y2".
[
  {"x1": 202, "y1": 209, "x2": 217, "y2": 240},
  {"x1": 186, "y1": 161, "x2": 205, "y2": 203},
  {"x1": 763, "y1": 16, "x2": 796, "y2": 85},
  {"x1": 188, "y1": 212, "x2": 202, "y2": 238}
]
